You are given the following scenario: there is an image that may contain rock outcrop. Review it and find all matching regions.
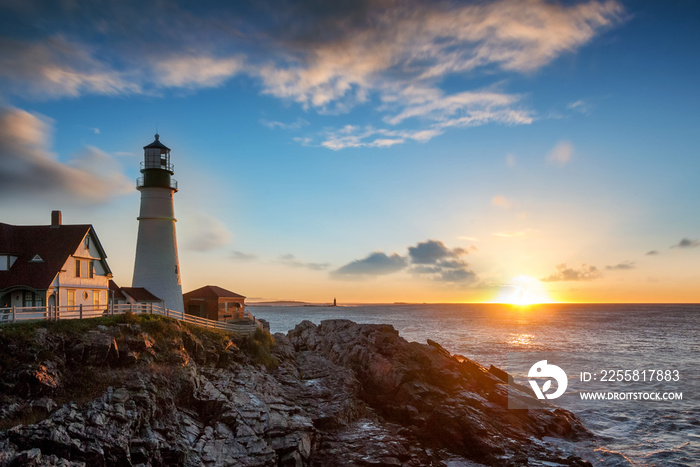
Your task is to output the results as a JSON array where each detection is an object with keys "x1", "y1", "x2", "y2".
[{"x1": 0, "y1": 316, "x2": 592, "y2": 466}]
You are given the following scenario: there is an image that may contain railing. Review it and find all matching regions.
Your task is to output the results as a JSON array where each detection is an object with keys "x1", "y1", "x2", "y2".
[
  {"x1": 0, "y1": 303, "x2": 262, "y2": 336},
  {"x1": 136, "y1": 177, "x2": 178, "y2": 190},
  {"x1": 140, "y1": 161, "x2": 174, "y2": 172}
]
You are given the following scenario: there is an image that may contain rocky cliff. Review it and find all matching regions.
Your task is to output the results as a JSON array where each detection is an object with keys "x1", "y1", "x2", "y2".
[{"x1": 0, "y1": 315, "x2": 592, "y2": 466}]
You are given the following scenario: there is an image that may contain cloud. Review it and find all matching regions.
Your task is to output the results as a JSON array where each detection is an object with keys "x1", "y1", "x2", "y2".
[
  {"x1": 547, "y1": 141, "x2": 574, "y2": 165},
  {"x1": 493, "y1": 230, "x2": 530, "y2": 238},
  {"x1": 491, "y1": 195, "x2": 513, "y2": 209},
  {"x1": 279, "y1": 254, "x2": 330, "y2": 271},
  {"x1": 407, "y1": 240, "x2": 477, "y2": 284},
  {"x1": 671, "y1": 238, "x2": 700, "y2": 249},
  {"x1": 0, "y1": 106, "x2": 131, "y2": 202},
  {"x1": 319, "y1": 126, "x2": 444, "y2": 150},
  {"x1": 260, "y1": 117, "x2": 310, "y2": 130},
  {"x1": 331, "y1": 239, "x2": 478, "y2": 284},
  {"x1": 185, "y1": 213, "x2": 232, "y2": 251},
  {"x1": 541, "y1": 263, "x2": 601, "y2": 282},
  {"x1": 253, "y1": 0, "x2": 622, "y2": 112},
  {"x1": 408, "y1": 240, "x2": 467, "y2": 264},
  {"x1": 606, "y1": 261, "x2": 635, "y2": 270},
  {"x1": 230, "y1": 250, "x2": 257, "y2": 261},
  {"x1": 567, "y1": 98, "x2": 594, "y2": 114},
  {"x1": 0, "y1": 0, "x2": 622, "y2": 147},
  {"x1": 646, "y1": 250, "x2": 659, "y2": 256},
  {"x1": 0, "y1": 36, "x2": 139, "y2": 99},
  {"x1": 506, "y1": 153, "x2": 516, "y2": 167},
  {"x1": 154, "y1": 55, "x2": 244, "y2": 88},
  {"x1": 332, "y1": 252, "x2": 407, "y2": 277}
]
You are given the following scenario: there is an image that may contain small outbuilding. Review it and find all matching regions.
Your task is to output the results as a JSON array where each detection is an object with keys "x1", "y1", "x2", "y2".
[{"x1": 183, "y1": 285, "x2": 246, "y2": 322}]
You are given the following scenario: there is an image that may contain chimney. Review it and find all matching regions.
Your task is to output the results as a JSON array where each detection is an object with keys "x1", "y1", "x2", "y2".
[{"x1": 51, "y1": 210, "x2": 62, "y2": 228}]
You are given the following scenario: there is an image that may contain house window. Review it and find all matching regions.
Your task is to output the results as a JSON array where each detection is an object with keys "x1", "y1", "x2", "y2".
[
  {"x1": 22, "y1": 291, "x2": 44, "y2": 307},
  {"x1": 1, "y1": 255, "x2": 18, "y2": 270},
  {"x1": 67, "y1": 290, "x2": 76, "y2": 307},
  {"x1": 89, "y1": 260, "x2": 95, "y2": 279},
  {"x1": 85, "y1": 236, "x2": 90, "y2": 249},
  {"x1": 93, "y1": 291, "x2": 101, "y2": 306},
  {"x1": 75, "y1": 259, "x2": 81, "y2": 278}
]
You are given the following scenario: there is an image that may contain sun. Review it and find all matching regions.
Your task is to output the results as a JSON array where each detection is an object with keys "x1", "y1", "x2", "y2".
[{"x1": 493, "y1": 275, "x2": 553, "y2": 305}]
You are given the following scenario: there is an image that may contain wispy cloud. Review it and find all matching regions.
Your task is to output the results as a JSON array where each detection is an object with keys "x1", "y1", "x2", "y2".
[
  {"x1": 493, "y1": 230, "x2": 532, "y2": 238},
  {"x1": 230, "y1": 250, "x2": 257, "y2": 262},
  {"x1": 279, "y1": 254, "x2": 330, "y2": 271},
  {"x1": 541, "y1": 263, "x2": 601, "y2": 282},
  {"x1": 0, "y1": 0, "x2": 623, "y2": 147},
  {"x1": 606, "y1": 261, "x2": 635, "y2": 270},
  {"x1": 567, "y1": 98, "x2": 595, "y2": 115},
  {"x1": 646, "y1": 250, "x2": 659, "y2": 256},
  {"x1": 332, "y1": 252, "x2": 407, "y2": 277},
  {"x1": 260, "y1": 117, "x2": 310, "y2": 131},
  {"x1": 671, "y1": 238, "x2": 700, "y2": 249},
  {"x1": 319, "y1": 125, "x2": 443, "y2": 150},
  {"x1": 491, "y1": 195, "x2": 513, "y2": 209},
  {"x1": 0, "y1": 106, "x2": 131, "y2": 202},
  {"x1": 155, "y1": 55, "x2": 244, "y2": 88},
  {"x1": 185, "y1": 213, "x2": 232, "y2": 251},
  {"x1": 547, "y1": 141, "x2": 574, "y2": 165}
]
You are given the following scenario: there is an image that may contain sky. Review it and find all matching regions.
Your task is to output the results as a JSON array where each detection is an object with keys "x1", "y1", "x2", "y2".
[{"x1": 1, "y1": 0, "x2": 699, "y2": 303}]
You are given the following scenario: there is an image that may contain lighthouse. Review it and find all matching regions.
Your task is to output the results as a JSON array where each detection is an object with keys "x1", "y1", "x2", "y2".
[{"x1": 132, "y1": 134, "x2": 184, "y2": 313}]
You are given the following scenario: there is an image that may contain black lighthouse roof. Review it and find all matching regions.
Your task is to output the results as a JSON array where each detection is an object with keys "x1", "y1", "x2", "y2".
[{"x1": 143, "y1": 133, "x2": 170, "y2": 151}]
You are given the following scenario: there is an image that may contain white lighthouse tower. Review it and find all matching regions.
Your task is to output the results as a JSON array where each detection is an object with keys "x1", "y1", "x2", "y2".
[{"x1": 132, "y1": 134, "x2": 184, "y2": 313}]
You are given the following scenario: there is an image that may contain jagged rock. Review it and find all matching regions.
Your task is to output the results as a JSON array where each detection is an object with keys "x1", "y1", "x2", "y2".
[
  {"x1": 16, "y1": 361, "x2": 60, "y2": 398},
  {"x1": 0, "y1": 317, "x2": 594, "y2": 466}
]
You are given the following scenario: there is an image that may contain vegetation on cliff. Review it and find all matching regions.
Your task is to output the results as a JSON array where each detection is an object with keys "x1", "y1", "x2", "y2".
[{"x1": 0, "y1": 315, "x2": 594, "y2": 466}]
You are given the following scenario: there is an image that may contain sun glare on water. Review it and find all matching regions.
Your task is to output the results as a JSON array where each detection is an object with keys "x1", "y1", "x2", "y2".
[{"x1": 493, "y1": 275, "x2": 553, "y2": 306}]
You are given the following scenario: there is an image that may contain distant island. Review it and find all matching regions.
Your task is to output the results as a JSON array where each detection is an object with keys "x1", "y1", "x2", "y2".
[{"x1": 248, "y1": 300, "x2": 334, "y2": 307}]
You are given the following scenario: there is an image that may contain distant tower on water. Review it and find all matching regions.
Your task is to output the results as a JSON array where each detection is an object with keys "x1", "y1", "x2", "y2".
[{"x1": 132, "y1": 134, "x2": 184, "y2": 313}]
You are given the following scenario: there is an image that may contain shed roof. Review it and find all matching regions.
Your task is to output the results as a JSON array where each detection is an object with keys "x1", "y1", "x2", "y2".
[
  {"x1": 108, "y1": 280, "x2": 126, "y2": 300},
  {"x1": 184, "y1": 285, "x2": 245, "y2": 300}
]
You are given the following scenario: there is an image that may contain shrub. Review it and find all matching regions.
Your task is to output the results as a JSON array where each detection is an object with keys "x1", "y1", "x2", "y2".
[{"x1": 243, "y1": 328, "x2": 278, "y2": 370}]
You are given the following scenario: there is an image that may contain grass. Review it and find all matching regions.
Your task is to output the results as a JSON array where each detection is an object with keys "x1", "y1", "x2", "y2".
[{"x1": 243, "y1": 328, "x2": 279, "y2": 369}]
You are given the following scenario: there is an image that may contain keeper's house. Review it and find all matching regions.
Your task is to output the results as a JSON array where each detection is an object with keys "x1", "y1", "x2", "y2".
[
  {"x1": 184, "y1": 285, "x2": 246, "y2": 322},
  {"x1": 0, "y1": 211, "x2": 112, "y2": 310}
]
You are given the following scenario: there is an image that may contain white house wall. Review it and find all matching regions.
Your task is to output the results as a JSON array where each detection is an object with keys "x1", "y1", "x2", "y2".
[{"x1": 48, "y1": 231, "x2": 110, "y2": 308}]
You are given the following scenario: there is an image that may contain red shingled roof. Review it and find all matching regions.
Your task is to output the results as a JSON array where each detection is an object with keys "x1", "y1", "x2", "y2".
[
  {"x1": 121, "y1": 287, "x2": 162, "y2": 302},
  {"x1": 184, "y1": 285, "x2": 245, "y2": 299},
  {"x1": 0, "y1": 222, "x2": 111, "y2": 291},
  {"x1": 108, "y1": 280, "x2": 126, "y2": 300}
]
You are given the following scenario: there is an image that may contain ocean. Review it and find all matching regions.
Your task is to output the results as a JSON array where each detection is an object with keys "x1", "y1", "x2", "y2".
[{"x1": 250, "y1": 303, "x2": 699, "y2": 466}]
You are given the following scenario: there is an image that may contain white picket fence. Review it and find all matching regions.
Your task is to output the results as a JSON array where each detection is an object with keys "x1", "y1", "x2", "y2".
[{"x1": 0, "y1": 303, "x2": 262, "y2": 336}]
